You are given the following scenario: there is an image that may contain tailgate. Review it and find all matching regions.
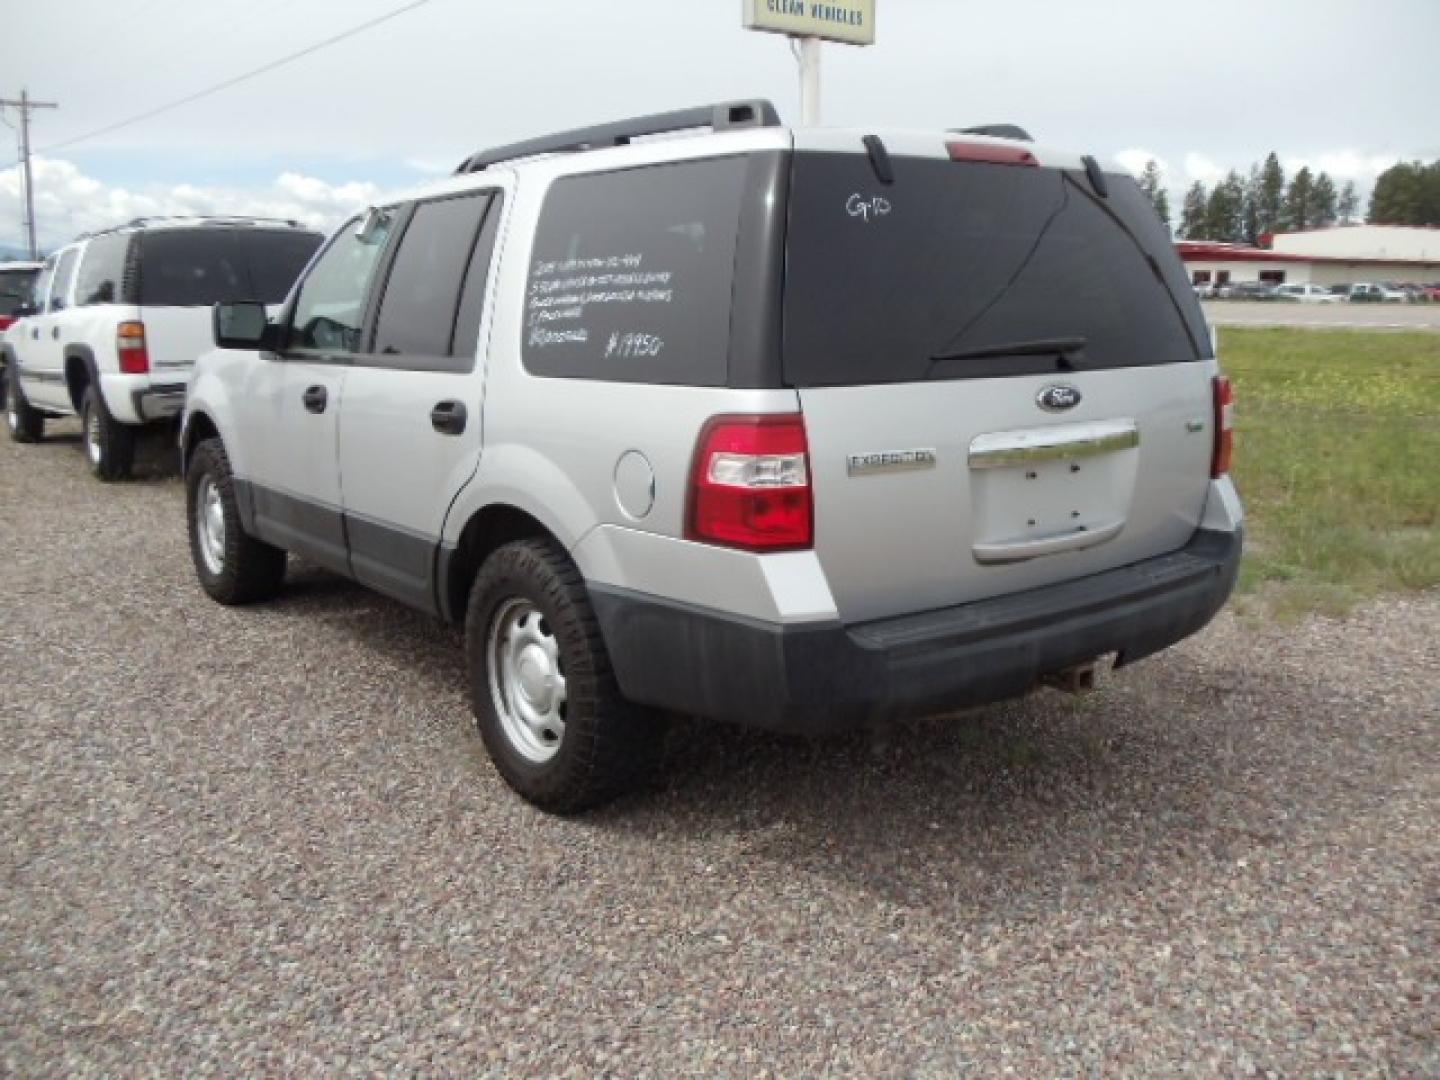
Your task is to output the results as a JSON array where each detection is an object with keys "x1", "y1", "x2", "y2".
[{"x1": 783, "y1": 140, "x2": 1216, "y2": 622}]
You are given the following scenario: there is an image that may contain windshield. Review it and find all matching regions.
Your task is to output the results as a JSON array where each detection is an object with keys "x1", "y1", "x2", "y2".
[{"x1": 782, "y1": 152, "x2": 1208, "y2": 386}]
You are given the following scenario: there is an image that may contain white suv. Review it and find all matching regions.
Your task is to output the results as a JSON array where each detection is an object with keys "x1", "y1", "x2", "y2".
[
  {"x1": 3, "y1": 217, "x2": 322, "y2": 479},
  {"x1": 182, "y1": 102, "x2": 1243, "y2": 812}
]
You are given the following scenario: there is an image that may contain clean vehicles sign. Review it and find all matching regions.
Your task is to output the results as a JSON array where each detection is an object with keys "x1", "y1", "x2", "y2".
[{"x1": 743, "y1": 0, "x2": 876, "y2": 46}]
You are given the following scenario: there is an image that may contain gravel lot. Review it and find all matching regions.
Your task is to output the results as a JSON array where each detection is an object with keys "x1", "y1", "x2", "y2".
[{"x1": 2, "y1": 422, "x2": 1436, "y2": 1076}]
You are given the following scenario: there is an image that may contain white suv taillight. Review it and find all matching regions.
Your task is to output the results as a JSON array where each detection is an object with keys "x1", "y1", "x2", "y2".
[
  {"x1": 686, "y1": 414, "x2": 812, "y2": 551},
  {"x1": 1212, "y1": 375, "x2": 1235, "y2": 477},
  {"x1": 117, "y1": 321, "x2": 149, "y2": 375}
]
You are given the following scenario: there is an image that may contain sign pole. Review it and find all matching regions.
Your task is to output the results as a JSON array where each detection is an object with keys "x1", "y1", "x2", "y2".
[{"x1": 798, "y1": 36, "x2": 822, "y2": 125}]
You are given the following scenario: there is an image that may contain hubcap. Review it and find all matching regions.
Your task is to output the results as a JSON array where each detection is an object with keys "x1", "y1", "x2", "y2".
[
  {"x1": 195, "y1": 475, "x2": 226, "y2": 576},
  {"x1": 85, "y1": 404, "x2": 101, "y2": 466},
  {"x1": 487, "y1": 599, "x2": 567, "y2": 763}
]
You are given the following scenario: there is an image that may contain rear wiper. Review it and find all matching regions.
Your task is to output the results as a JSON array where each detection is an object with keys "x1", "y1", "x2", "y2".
[{"x1": 930, "y1": 336, "x2": 1087, "y2": 363}]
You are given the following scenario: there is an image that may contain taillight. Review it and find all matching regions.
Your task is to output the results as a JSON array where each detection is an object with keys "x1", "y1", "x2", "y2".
[
  {"x1": 117, "y1": 321, "x2": 149, "y2": 374},
  {"x1": 0, "y1": 316, "x2": 14, "y2": 331},
  {"x1": 687, "y1": 414, "x2": 812, "y2": 551},
  {"x1": 1212, "y1": 375, "x2": 1235, "y2": 477},
  {"x1": 945, "y1": 140, "x2": 1038, "y2": 166}
]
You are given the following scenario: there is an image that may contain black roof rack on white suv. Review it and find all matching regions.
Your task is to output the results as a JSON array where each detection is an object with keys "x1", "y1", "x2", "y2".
[{"x1": 455, "y1": 99, "x2": 782, "y2": 174}]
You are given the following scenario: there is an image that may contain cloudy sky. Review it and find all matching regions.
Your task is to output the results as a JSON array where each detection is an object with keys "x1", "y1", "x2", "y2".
[{"x1": 2, "y1": 0, "x2": 1437, "y2": 252}]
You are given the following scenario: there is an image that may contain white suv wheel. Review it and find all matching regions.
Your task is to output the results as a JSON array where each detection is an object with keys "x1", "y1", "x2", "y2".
[{"x1": 194, "y1": 473, "x2": 227, "y2": 576}]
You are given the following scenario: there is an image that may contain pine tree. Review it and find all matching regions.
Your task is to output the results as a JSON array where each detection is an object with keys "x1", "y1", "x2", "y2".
[
  {"x1": 1180, "y1": 181, "x2": 1208, "y2": 239},
  {"x1": 1338, "y1": 180, "x2": 1360, "y2": 224},
  {"x1": 1241, "y1": 164, "x2": 1262, "y2": 244},
  {"x1": 1368, "y1": 161, "x2": 1440, "y2": 225},
  {"x1": 1137, "y1": 160, "x2": 1171, "y2": 233},
  {"x1": 1256, "y1": 152, "x2": 1286, "y2": 237},
  {"x1": 1282, "y1": 166, "x2": 1315, "y2": 231},
  {"x1": 1203, "y1": 171, "x2": 1246, "y2": 242},
  {"x1": 1311, "y1": 172, "x2": 1338, "y2": 229}
]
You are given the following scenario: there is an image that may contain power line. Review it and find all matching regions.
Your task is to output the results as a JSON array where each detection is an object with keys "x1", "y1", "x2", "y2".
[{"x1": 29, "y1": 0, "x2": 433, "y2": 159}]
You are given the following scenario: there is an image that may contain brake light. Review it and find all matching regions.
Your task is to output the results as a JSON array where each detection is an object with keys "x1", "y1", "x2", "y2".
[
  {"x1": 945, "y1": 140, "x2": 1038, "y2": 166},
  {"x1": 1212, "y1": 375, "x2": 1235, "y2": 477},
  {"x1": 687, "y1": 414, "x2": 812, "y2": 551},
  {"x1": 0, "y1": 316, "x2": 13, "y2": 331},
  {"x1": 117, "y1": 321, "x2": 149, "y2": 374}
]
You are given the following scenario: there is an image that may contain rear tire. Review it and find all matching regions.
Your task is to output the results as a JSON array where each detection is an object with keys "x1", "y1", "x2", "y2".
[
  {"x1": 186, "y1": 437, "x2": 287, "y2": 605},
  {"x1": 6, "y1": 364, "x2": 44, "y2": 443},
  {"x1": 80, "y1": 386, "x2": 135, "y2": 480},
  {"x1": 465, "y1": 538, "x2": 665, "y2": 814}
]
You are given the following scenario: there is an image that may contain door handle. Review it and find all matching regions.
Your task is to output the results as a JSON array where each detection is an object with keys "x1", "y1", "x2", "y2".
[
  {"x1": 430, "y1": 400, "x2": 467, "y2": 435},
  {"x1": 302, "y1": 385, "x2": 328, "y2": 414},
  {"x1": 52, "y1": 326, "x2": 61, "y2": 339},
  {"x1": 31, "y1": 327, "x2": 39, "y2": 340}
]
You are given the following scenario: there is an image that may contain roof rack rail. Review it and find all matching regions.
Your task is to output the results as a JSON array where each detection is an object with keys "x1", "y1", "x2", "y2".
[
  {"x1": 455, "y1": 99, "x2": 782, "y2": 174},
  {"x1": 121, "y1": 214, "x2": 305, "y2": 229},
  {"x1": 953, "y1": 124, "x2": 1033, "y2": 142}
]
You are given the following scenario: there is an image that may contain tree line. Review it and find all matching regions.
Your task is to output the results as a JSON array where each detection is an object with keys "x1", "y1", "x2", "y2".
[{"x1": 1135, "y1": 156, "x2": 1440, "y2": 242}]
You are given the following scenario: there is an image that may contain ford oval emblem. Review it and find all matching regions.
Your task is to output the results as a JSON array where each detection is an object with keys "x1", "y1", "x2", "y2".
[{"x1": 1037, "y1": 384, "x2": 1082, "y2": 412}]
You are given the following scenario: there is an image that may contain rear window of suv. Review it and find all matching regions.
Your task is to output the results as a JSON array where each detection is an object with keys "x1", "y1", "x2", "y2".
[
  {"x1": 782, "y1": 152, "x2": 1208, "y2": 386},
  {"x1": 0, "y1": 268, "x2": 38, "y2": 316},
  {"x1": 137, "y1": 228, "x2": 323, "y2": 307},
  {"x1": 523, "y1": 156, "x2": 748, "y2": 386}
]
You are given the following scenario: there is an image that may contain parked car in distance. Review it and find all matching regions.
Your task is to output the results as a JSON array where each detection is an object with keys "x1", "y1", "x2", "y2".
[
  {"x1": 3, "y1": 216, "x2": 323, "y2": 478},
  {"x1": 1328, "y1": 284, "x2": 1352, "y2": 297},
  {"x1": 1349, "y1": 282, "x2": 1407, "y2": 303},
  {"x1": 0, "y1": 260, "x2": 43, "y2": 410},
  {"x1": 1229, "y1": 281, "x2": 1278, "y2": 301},
  {"x1": 1274, "y1": 283, "x2": 1343, "y2": 304},
  {"x1": 182, "y1": 100, "x2": 1243, "y2": 813}
]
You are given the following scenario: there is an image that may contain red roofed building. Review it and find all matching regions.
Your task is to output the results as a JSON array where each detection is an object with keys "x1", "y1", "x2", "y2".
[{"x1": 1178, "y1": 225, "x2": 1440, "y2": 289}]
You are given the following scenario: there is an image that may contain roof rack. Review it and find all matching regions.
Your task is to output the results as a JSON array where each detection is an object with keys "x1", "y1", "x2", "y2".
[
  {"x1": 953, "y1": 124, "x2": 1033, "y2": 143},
  {"x1": 456, "y1": 99, "x2": 782, "y2": 174},
  {"x1": 122, "y1": 214, "x2": 305, "y2": 229}
]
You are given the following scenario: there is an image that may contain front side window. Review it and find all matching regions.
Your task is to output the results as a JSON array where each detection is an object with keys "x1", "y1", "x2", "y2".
[
  {"x1": 48, "y1": 247, "x2": 81, "y2": 312},
  {"x1": 288, "y1": 212, "x2": 395, "y2": 353}
]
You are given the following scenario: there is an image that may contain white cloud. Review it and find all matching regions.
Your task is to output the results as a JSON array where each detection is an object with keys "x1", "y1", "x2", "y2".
[
  {"x1": 0, "y1": 157, "x2": 390, "y2": 253},
  {"x1": 1181, "y1": 153, "x2": 1228, "y2": 189},
  {"x1": 1114, "y1": 148, "x2": 1169, "y2": 179}
]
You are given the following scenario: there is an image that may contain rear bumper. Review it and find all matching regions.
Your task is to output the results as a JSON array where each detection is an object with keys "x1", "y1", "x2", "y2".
[{"x1": 591, "y1": 527, "x2": 1242, "y2": 734}]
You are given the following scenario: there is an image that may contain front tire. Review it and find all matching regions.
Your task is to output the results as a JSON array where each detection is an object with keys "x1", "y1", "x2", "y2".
[
  {"x1": 80, "y1": 386, "x2": 135, "y2": 480},
  {"x1": 465, "y1": 538, "x2": 664, "y2": 814},
  {"x1": 6, "y1": 364, "x2": 44, "y2": 443},
  {"x1": 186, "y1": 437, "x2": 287, "y2": 604}
]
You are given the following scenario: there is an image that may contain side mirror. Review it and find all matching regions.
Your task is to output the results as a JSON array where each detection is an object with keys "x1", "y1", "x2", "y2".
[{"x1": 213, "y1": 301, "x2": 279, "y2": 351}]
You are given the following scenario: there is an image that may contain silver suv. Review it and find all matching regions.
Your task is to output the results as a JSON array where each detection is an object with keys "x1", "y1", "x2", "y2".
[
  {"x1": 181, "y1": 101, "x2": 1243, "y2": 812},
  {"x1": 3, "y1": 217, "x2": 322, "y2": 478}
]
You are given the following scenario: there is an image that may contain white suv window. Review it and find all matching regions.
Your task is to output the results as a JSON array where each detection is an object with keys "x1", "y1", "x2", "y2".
[{"x1": 47, "y1": 246, "x2": 82, "y2": 312}]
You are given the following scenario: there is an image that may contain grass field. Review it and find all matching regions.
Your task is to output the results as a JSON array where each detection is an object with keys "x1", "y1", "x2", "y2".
[{"x1": 1221, "y1": 327, "x2": 1440, "y2": 616}]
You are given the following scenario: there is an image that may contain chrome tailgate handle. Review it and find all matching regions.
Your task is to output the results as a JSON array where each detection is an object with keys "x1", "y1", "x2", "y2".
[{"x1": 969, "y1": 419, "x2": 1139, "y2": 470}]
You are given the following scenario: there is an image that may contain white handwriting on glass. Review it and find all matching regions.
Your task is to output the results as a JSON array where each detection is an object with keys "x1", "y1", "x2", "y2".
[
  {"x1": 846, "y1": 194, "x2": 892, "y2": 222},
  {"x1": 606, "y1": 332, "x2": 664, "y2": 359}
]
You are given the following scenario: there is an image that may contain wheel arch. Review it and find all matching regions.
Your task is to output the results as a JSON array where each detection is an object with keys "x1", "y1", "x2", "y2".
[
  {"x1": 180, "y1": 409, "x2": 220, "y2": 476},
  {"x1": 62, "y1": 345, "x2": 99, "y2": 413},
  {"x1": 438, "y1": 503, "x2": 561, "y2": 624}
]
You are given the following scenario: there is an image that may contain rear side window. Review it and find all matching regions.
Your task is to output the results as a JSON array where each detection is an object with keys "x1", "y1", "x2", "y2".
[
  {"x1": 523, "y1": 156, "x2": 747, "y2": 386},
  {"x1": 782, "y1": 153, "x2": 1207, "y2": 387},
  {"x1": 371, "y1": 192, "x2": 496, "y2": 370},
  {"x1": 137, "y1": 228, "x2": 323, "y2": 307},
  {"x1": 48, "y1": 248, "x2": 81, "y2": 311},
  {"x1": 74, "y1": 232, "x2": 130, "y2": 306}
]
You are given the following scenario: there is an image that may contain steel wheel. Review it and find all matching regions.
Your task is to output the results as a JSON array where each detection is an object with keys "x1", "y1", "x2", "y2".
[
  {"x1": 487, "y1": 598, "x2": 567, "y2": 763},
  {"x1": 6, "y1": 397, "x2": 17, "y2": 435},
  {"x1": 84, "y1": 400, "x2": 102, "y2": 467},
  {"x1": 194, "y1": 473, "x2": 227, "y2": 576}
]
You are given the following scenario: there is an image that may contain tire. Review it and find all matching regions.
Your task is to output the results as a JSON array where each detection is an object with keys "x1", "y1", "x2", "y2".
[
  {"x1": 5, "y1": 364, "x2": 44, "y2": 443},
  {"x1": 80, "y1": 386, "x2": 135, "y2": 481},
  {"x1": 186, "y1": 437, "x2": 287, "y2": 605},
  {"x1": 465, "y1": 537, "x2": 665, "y2": 814}
]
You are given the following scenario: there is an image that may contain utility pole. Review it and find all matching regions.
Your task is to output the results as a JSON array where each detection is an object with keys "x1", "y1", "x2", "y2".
[
  {"x1": 798, "y1": 37, "x2": 822, "y2": 126},
  {"x1": 0, "y1": 89, "x2": 59, "y2": 259}
]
